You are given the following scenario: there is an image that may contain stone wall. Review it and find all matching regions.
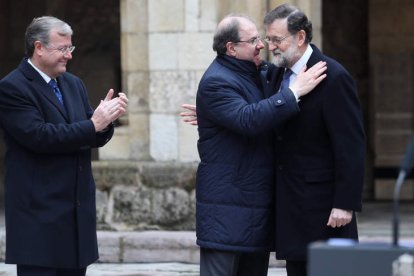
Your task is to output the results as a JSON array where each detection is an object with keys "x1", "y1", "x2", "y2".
[
  {"x1": 93, "y1": 161, "x2": 197, "y2": 231},
  {"x1": 370, "y1": 0, "x2": 414, "y2": 200},
  {"x1": 322, "y1": 0, "x2": 372, "y2": 198}
]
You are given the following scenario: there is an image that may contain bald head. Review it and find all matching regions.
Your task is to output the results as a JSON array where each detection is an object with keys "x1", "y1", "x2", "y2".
[{"x1": 212, "y1": 15, "x2": 255, "y2": 55}]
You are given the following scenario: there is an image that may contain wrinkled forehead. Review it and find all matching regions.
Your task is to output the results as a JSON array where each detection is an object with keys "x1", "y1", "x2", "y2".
[{"x1": 265, "y1": 18, "x2": 288, "y2": 36}]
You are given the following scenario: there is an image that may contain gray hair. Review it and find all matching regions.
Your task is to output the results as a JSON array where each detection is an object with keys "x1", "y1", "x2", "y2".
[
  {"x1": 25, "y1": 16, "x2": 73, "y2": 57},
  {"x1": 264, "y1": 4, "x2": 313, "y2": 43}
]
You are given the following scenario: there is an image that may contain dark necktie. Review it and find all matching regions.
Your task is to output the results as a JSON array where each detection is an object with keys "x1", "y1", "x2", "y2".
[
  {"x1": 48, "y1": 79, "x2": 64, "y2": 106},
  {"x1": 279, "y1": 68, "x2": 293, "y2": 92}
]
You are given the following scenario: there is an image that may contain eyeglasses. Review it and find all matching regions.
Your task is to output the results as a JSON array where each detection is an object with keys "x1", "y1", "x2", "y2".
[
  {"x1": 46, "y1": 45, "x2": 76, "y2": 54},
  {"x1": 264, "y1": 34, "x2": 294, "y2": 46},
  {"x1": 235, "y1": 36, "x2": 263, "y2": 46}
]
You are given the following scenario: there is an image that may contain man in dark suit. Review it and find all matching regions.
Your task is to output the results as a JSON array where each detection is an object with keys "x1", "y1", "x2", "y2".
[
  {"x1": 0, "y1": 16, "x2": 128, "y2": 276},
  {"x1": 263, "y1": 4, "x2": 366, "y2": 276}
]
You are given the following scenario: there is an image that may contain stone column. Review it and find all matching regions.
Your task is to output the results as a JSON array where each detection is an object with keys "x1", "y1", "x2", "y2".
[
  {"x1": 147, "y1": 0, "x2": 218, "y2": 162},
  {"x1": 100, "y1": 0, "x2": 151, "y2": 160}
]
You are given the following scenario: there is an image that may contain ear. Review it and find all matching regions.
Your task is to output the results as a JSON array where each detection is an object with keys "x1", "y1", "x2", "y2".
[
  {"x1": 225, "y1": 41, "x2": 237, "y2": 57},
  {"x1": 33, "y1": 41, "x2": 44, "y2": 56},
  {"x1": 297, "y1": 30, "x2": 307, "y2": 46}
]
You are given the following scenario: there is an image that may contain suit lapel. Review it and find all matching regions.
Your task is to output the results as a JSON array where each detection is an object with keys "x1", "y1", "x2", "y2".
[
  {"x1": 262, "y1": 63, "x2": 284, "y2": 98},
  {"x1": 307, "y1": 44, "x2": 324, "y2": 68},
  {"x1": 298, "y1": 44, "x2": 325, "y2": 103},
  {"x1": 18, "y1": 59, "x2": 69, "y2": 120}
]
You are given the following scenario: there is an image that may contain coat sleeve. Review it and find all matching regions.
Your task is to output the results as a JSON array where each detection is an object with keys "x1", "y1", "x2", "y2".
[
  {"x1": 77, "y1": 78, "x2": 114, "y2": 148},
  {"x1": 0, "y1": 77, "x2": 105, "y2": 154},
  {"x1": 322, "y1": 70, "x2": 366, "y2": 212},
  {"x1": 197, "y1": 75, "x2": 299, "y2": 136}
]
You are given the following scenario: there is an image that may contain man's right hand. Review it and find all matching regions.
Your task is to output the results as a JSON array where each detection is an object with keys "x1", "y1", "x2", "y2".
[
  {"x1": 180, "y1": 104, "x2": 198, "y2": 125},
  {"x1": 289, "y1": 61, "x2": 327, "y2": 98}
]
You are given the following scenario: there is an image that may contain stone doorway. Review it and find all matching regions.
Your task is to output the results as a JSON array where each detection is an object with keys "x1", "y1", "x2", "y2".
[{"x1": 321, "y1": 0, "x2": 371, "y2": 199}]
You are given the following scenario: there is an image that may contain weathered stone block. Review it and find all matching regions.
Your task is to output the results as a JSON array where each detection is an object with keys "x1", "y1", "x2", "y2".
[
  {"x1": 128, "y1": 114, "x2": 150, "y2": 161},
  {"x1": 121, "y1": 0, "x2": 147, "y2": 33},
  {"x1": 374, "y1": 132, "x2": 411, "y2": 167},
  {"x1": 372, "y1": 54, "x2": 413, "y2": 114},
  {"x1": 110, "y1": 185, "x2": 153, "y2": 229},
  {"x1": 150, "y1": 114, "x2": 178, "y2": 161},
  {"x1": 185, "y1": 0, "x2": 199, "y2": 31},
  {"x1": 99, "y1": 126, "x2": 131, "y2": 160},
  {"x1": 0, "y1": 231, "x2": 5, "y2": 260},
  {"x1": 93, "y1": 161, "x2": 141, "y2": 190},
  {"x1": 149, "y1": 0, "x2": 185, "y2": 32},
  {"x1": 139, "y1": 162, "x2": 197, "y2": 190},
  {"x1": 178, "y1": 120, "x2": 199, "y2": 162},
  {"x1": 93, "y1": 161, "x2": 197, "y2": 231},
  {"x1": 96, "y1": 189, "x2": 109, "y2": 226},
  {"x1": 149, "y1": 33, "x2": 178, "y2": 70},
  {"x1": 375, "y1": 114, "x2": 413, "y2": 131},
  {"x1": 122, "y1": 231, "x2": 199, "y2": 263},
  {"x1": 121, "y1": 33, "x2": 148, "y2": 72},
  {"x1": 149, "y1": 71, "x2": 198, "y2": 113},
  {"x1": 125, "y1": 71, "x2": 150, "y2": 113},
  {"x1": 375, "y1": 179, "x2": 414, "y2": 200},
  {"x1": 152, "y1": 188, "x2": 190, "y2": 225},
  {"x1": 200, "y1": 0, "x2": 219, "y2": 31},
  {"x1": 178, "y1": 33, "x2": 216, "y2": 70},
  {"x1": 372, "y1": 54, "x2": 414, "y2": 169},
  {"x1": 97, "y1": 231, "x2": 122, "y2": 263}
]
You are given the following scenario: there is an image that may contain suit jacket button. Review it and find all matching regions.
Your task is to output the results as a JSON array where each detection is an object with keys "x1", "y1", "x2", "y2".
[{"x1": 278, "y1": 165, "x2": 283, "y2": 170}]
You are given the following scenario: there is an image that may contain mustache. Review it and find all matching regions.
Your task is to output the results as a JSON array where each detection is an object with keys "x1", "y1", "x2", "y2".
[{"x1": 272, "y1": 50, "x2": 282, "y2": 56}]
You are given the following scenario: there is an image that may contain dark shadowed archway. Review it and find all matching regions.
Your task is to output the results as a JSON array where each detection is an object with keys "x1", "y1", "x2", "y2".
[{"x1": 0, "y1": 0, "x2": 121, "y2": 206}]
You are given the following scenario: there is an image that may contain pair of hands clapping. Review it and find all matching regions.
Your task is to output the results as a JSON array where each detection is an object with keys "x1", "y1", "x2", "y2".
[{"x1": 91, "y1": 89, "x2": 128, "y2": 132}]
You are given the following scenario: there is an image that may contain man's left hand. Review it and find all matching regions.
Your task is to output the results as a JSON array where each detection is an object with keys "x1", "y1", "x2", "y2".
[{"x1": 326, "y1": 208, "x2": 353, "y2": 228}]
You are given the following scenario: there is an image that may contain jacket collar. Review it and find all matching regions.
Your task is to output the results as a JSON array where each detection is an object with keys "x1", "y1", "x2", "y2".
[
  {"x1": 18, "y1": 58, "x2": 69, "y2": 119},
  {"x1": 306, "y1": 44, "x2": 324, "y2": 67},
  {"x1": 216, "y1": 54, "x2": 259, "y2": 76}
]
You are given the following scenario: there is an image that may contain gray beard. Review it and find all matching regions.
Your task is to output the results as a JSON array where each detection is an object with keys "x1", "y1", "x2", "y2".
[{"x1": 272, "y1": 54, "x2": 288, "y2": 68}]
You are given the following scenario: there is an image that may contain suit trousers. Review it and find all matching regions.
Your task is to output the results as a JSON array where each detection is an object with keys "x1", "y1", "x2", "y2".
[
  {"x1": 17, "y1": 265, "x2": 86, "y2": 276},
  {"x1": 200, "y1": 248, "x2": 270, "y2": 276},
  {"x1": 286, "y1": 260, "x2": 307, "y2": 276}
]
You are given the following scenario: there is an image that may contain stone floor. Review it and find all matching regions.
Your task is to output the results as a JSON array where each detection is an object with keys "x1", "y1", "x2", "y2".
[
  {"x1": 0, "y1": 202, "x2": 412, "y2": 276},
  {"x1": 0, "y1": 263, "x2": 287, "y2": 276}
]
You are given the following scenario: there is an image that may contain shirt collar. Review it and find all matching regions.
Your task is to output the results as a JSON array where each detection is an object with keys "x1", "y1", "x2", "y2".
[
  {"x1": 290, "y1": 44, "x2": 313, "y2": 75},
  {"x1": 27, "y1": 58, "x2": 53, "y2": 84}
]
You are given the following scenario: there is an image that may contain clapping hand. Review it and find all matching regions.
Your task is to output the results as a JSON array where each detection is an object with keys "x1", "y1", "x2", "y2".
[{"x1": 91, "y1": 89, "x2": 128, "y2": 132}]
